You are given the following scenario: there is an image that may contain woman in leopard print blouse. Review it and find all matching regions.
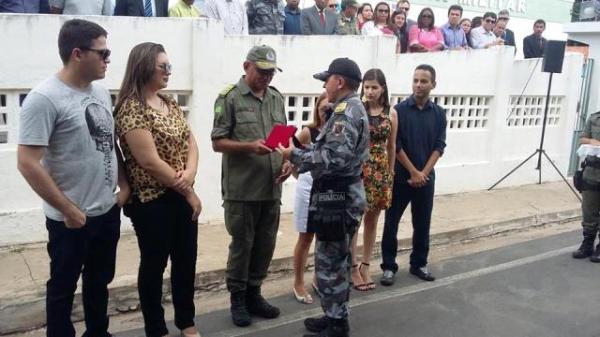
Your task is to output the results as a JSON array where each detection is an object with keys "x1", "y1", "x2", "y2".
[{"x1": 114, "y1": 42, "x2": 202, "y2": 337}]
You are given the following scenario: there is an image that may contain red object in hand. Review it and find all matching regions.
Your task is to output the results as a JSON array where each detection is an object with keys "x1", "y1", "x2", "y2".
[{"x1": 265, "y1": 125, "x2": 297, "y2": 149}]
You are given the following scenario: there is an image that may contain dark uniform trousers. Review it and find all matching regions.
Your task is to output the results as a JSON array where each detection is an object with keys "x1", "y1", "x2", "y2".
[
  {"x1": 381, "y1": 179, "x2": 435, "y2": 273},
  {"x1": 315, "y1": 232, "x2": 354, "y2": 319},
  {"x1": 45, "y1": 204, "x2": 120, "y2": 337},
  {"x1": 224, "y1": 200, "x2": 281, "y2": 293},
  {"x1": 582, "y1": 189, "x2": 600, "y2": 233},
  {"x1": 128, "y1": 191, "x2": 197, "y2": 337}
]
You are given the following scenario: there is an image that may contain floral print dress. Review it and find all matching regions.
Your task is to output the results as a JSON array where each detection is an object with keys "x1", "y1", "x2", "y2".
[{"x1": 362, "y1": 109, "x2": 393, "y2": 210}]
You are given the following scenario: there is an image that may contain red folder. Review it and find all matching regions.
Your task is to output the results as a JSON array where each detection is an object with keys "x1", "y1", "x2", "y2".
[{"x1": 265, "y1": 124, "x2": 297, "y2": 149}]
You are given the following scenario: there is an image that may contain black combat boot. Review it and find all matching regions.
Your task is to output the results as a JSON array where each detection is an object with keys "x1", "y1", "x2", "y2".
[
  {"x1": 303, "y1": 318, "x2": 350, "y2": 337},
  {"x1": 230, "y1": 291, "x2": 251, "y2": 327},
  {"x1": 572, "y1": 229, "x2": 596, "y2": 259},
  {"x1": 304, "y1": 315, "x2": 330, "y2": 332},
  {"x1": 246, "y1": 285, "x2": 280, "y2": 318},
  {"x1": 591, "y1": 232, "x2": 600, "y2": 262}
]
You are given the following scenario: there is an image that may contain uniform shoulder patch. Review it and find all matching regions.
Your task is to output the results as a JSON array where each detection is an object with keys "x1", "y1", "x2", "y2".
[
  {"x1": 219, "y1": 84, "x2": 236, "y2": 97},
  {"x1": 334, "y1": 102, "x2": 347, "y2": 114}
]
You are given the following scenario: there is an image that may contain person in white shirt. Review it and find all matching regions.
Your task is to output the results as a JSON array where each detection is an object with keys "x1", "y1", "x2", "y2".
[
  {"x1": 202, "y1": 0, "x2": 249, "y2": 35},
  {"x1": 470, "y1": 11, "x2": 503, "y2": 49}
]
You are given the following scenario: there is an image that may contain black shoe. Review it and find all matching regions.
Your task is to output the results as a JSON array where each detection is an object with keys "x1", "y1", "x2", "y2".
[
  {"x1": 409, "y1": 266, "x2": 436, "y2": 282},
  {"x1": 380, "y1": 270, "x2": 395, "y2": 286},
  {"x1": 230, "y1": 291, "x2": 251, "y2": 327},
  {"x1": 304, "y1": 315, "x2": 329, "y2": 333},
  {"x1": 303, "y1": 318, "x2": 349, "y2": 337},
  {"x1": 573, "y1": 229, "x2": 596, "y2": 259},
  {"x1": 590, "y1": 244, "x2": 600, "y2": 263},
  {"x1": 246, "y1": 286, "x2": 280, "y2": 319}
]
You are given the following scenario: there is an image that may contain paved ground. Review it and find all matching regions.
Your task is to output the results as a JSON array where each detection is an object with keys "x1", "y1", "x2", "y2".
[
  {"x1": 0, "y1": 182, "x2": 583, "y2": 334},
  {"x1": 116, "y1": 229, "x2": 600, "y2": 337},
  {"x1": 6, "y1": 218, "x2": 586, "y2": 337}
]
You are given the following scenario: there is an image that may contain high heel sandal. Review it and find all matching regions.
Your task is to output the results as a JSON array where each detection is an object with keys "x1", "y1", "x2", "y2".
[
  {"x1": 293, "y1": 287, "x2": 314, "y2": 304},
  {"x1": 352, "y1": 263, "x2": 368, "y2": 291},
  {"x1": 311, "y1": 281, "x2": 322, "y2": 298},
  {"x1": 358, "y1": 262, "x2": 375, "y2": 291}
]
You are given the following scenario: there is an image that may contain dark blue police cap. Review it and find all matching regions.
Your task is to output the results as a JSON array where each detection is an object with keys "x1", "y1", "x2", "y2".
[{"x1": 313, "y1": 58, "x2": 362, "y2": 83}]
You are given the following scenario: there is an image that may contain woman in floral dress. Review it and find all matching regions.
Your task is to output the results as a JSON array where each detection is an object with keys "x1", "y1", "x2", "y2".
[{"x1": 352, "y1": 68, "x2": 397, "y2": 291}]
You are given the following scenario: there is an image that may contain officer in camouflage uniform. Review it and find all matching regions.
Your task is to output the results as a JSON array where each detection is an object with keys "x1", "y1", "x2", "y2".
[
  {"x1": 336, "y1": 0, "x2": 360, "y2": 35},
  {"x1": 211, "y1": 45, "x2": 292, "y2": 327},
  {"x1": 574, "y1": 111, "x2": 600, "y2": 262},
  {"x1": 278, "y1": 58, "x2": 369, "y2": 337},
  {"x1": 247, "y1": 0, "x2": 285, "y2": 34}
]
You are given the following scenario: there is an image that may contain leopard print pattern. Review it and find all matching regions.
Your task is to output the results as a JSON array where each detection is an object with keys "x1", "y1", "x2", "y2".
[{"x1": 115, "y1": 94, "x2": 190, "y2": 203}]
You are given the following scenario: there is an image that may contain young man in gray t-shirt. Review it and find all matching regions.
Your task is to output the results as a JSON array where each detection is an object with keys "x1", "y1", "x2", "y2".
[{"x1": 17, "y1": 19, "x2": 130, "y2": 337}]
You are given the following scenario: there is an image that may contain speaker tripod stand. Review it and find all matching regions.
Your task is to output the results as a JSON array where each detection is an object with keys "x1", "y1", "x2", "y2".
[{"x1": 488, "y1": 72, "x2": 582, "y2": 201}]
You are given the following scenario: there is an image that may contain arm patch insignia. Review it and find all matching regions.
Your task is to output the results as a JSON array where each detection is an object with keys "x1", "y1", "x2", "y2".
[{"x1": 334, "y1": 102, "x2": 347, "y2": 114}]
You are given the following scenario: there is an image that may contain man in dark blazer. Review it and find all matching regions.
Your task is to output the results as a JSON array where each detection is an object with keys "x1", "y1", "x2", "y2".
[
  {"x1": 523, "y1": 19, "x2": 547, "y2": 59},
  {"x1": 497, "y1": 10, "x2": 515, "y2": 49},
  {"x1": 114, "y1": 0, "x2": 169, "y2": 17},
  {"x1": 301, "y1": 0, "x2": 338, "y2": 35}
]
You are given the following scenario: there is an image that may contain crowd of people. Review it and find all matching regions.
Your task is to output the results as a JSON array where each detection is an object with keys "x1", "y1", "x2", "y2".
[
  {"x1": 7, "y1": 1, "x2": 559, "y2": 337},
  {"x1": 284, "y1": 0, "x2": 549, "y2": 57},
  {"x1": 15, "y1": 14, "x2": 449, "y2": 337},
  {"x1": 2, "y1": 0, "x2": 549, "y2": 57}
]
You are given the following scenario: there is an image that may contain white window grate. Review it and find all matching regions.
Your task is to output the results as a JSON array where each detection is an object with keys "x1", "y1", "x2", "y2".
[
  {"x1": 391, "y1": 95, "x2": 491, "y2": 130},
  {"x1": 507, "y1": 96, "x2": 563, "y2": 127},
  {"x1": 285, "y1": 94, "x2": 319, "y2": 130},
  {"x1": 0, "y1": 91, "x2": 29, "y2": 144}
]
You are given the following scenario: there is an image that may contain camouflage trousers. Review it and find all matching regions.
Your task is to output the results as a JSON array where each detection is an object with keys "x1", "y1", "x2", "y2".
[{"x1": 315, "y1": 233, "x2": 353, "y2": 319}]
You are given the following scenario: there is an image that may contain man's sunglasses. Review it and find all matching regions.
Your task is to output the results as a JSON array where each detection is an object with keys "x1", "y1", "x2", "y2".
[
  {"x1": 485, "y1": 19, "x2": 496, "y2": 24},
  {"x1": 79, "y1": 47, "x2": 111, "y2": 61},
  {"x1": 158, "y1": 63, "x2": 173, "y2": 73},
  {"x1": 256, "y1": 68, "x2": 275, "y2": 76}
]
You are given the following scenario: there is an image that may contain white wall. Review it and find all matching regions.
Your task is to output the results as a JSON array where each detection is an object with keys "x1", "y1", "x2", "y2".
[
  {"x1": 564, "y1": 22, "x2": 600, "y2": 115},
  {"x1": 0, "y1": 14, "x2": 583, "y2": 246}
]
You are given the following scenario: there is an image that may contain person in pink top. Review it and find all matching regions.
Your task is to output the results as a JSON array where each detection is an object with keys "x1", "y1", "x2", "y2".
[
  {"x1": 361, "y1": 2, "x2": 394, "y2": 36},
  {"x1": 408, "y1": 7, "x2": 444, "y2": 52}
]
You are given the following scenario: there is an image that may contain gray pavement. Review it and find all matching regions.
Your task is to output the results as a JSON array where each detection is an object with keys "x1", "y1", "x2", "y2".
[
  {"x1": 0, "y1": 182, "x2": 584, "y2": 334},
  {"x1": 115, "y1": 230, "x2": 599, "y2": 337}
]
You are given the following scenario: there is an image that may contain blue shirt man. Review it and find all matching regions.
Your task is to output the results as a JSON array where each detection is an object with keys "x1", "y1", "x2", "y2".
[
  {"x1": 284, "y1": 0, "x2": 302, "y2": 34},
  {"x1": 394, "y1": 95, "x2": 446, "y2": 184},
  {"x1": 380, "y1": 64, "x2": 447, "y2": 287},
  {"x1": 441, "y1": 4, "x2": 468, "y2": 49}
]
